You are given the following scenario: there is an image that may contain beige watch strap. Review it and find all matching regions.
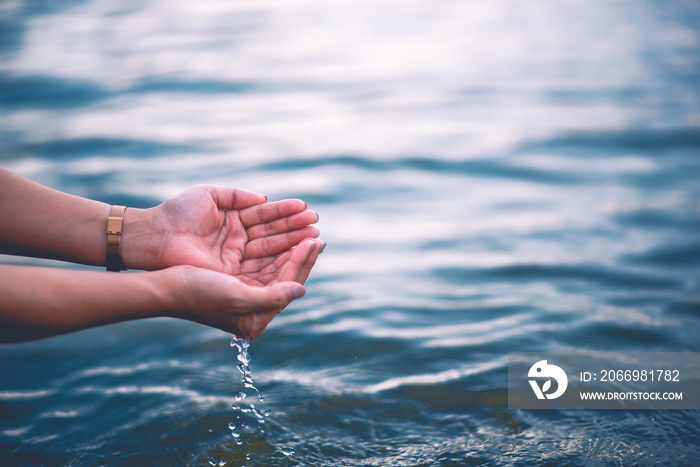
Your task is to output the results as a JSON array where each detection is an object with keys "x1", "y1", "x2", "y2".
[{"x1": 106, "y1": 205, "x2": 127, "y2": 272}]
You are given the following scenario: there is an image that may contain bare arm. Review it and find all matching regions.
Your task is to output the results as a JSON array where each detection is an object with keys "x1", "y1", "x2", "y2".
[
  {"x1": 0, "y1": 263, "x2": 305, "y2": 343},
  {"x1": 0, "y1": 167, "x2": 111, "y2": 266},
  {"x1": 0, "y1": 168, "x2": 320, "y2": 271}
]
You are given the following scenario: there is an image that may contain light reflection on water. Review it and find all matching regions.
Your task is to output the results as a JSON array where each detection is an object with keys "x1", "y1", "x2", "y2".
[{"x1": 1, "y1": 0, "x2": 700, "y2": 465}]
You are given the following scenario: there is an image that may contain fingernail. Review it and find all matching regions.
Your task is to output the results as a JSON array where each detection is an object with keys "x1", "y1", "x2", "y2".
[
  {"x1": 319, "y1": 241, "x2": 327, "y2": 254},
  {"x1": 290, "y1": 285, "x2": 306, "y2": 300},
  {"x1": 315, "y1": 212, "x2": 320, "y2": 223}
]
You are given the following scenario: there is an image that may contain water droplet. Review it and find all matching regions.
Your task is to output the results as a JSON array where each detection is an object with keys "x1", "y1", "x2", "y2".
[
  {"x1": 246, "y1": 453, "x2": 251, "y2": 460},
  {"x1": 235, "y1": 438, "x2": 243, "y2": 445},
  {"x1": 208, "y1": 458, "x2": 217, "y2": 466},
  {"x1": 218, "y1": 461, "x2": 227, "y2": 466},
  {"x1": 281, "y1": 446, "x2": 295, "y2": 456},
  {"x1": 237, "y1": 353, "x2": 250, "y2": 365},
  {"x1": 231, "y1": 429, "x2": 241, "y2": 438},
  {"x1": 262, "y1": 409, "x2": 271, "y2": 417},
  {"x1": 228, "y1": 422, "x2": 235, "y2": 430},
  {"x1": 234, "y1": 392, "x2": 247, "y2": 401}
]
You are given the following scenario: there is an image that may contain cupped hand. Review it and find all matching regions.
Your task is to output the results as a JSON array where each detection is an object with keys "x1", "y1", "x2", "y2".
[
  {"x1": 122, "y1": 185, "x2": 320, "y2": 274},
  {"x1": 166, "y1": 238, "x2": 324, "y2": 339}
]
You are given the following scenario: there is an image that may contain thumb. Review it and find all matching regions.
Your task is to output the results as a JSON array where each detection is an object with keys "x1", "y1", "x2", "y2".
[
  {"x1": 206, "y1": 186, "x2": 268, "y2": 210},
  {"x1": 245, "y1": 281, "x2": 306, "y2": 313}
]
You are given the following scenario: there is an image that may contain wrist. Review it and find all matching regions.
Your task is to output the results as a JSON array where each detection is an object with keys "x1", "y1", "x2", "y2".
[
  {"x1": 119, "y1": 207, "x2": 160, "y2": 270},
  {"x1": 150, "y1": 266, "x2": 196, "y2": 319},
  {"x1": 141, "y1": 267, "x2": 187, "y2": 319}
]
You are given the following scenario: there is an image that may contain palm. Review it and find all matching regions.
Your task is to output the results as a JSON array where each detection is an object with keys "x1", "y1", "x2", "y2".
[{"x1": 152, "y1": 185, "x2": 319, "y2": 284}]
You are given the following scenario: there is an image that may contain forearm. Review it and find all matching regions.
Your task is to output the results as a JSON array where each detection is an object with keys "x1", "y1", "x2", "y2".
[
  {"x1": 0, "y1": 264, "x2": 171, "y2": 343},
  {"x1": 0, "y1": 168, "x2": 111, "y2": 266}
]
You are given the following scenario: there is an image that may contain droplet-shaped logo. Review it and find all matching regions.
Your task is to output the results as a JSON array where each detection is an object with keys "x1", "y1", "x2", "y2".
[{"x1": 528, "y1": 360, "x2": 568, "y2": 400}]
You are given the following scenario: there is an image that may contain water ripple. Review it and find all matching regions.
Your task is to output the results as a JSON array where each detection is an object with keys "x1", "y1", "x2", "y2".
[
  {"x1": 363, "y1": 359, "x2": 505, "y2": 394},
  {"x1": 257, "y1": 155, "x2": 586, "y2": 185},
  {"x1": 434, "y1": 263, "x2": 683, "y2": 289}
]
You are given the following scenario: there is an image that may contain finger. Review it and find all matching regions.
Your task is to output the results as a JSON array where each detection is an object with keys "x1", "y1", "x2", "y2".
[
  {"x1": 246, "y1": 209, "x2": 319, "y2": 240},
  {"x1": 244, "y1": 225, "x2": 319, "y2": 259},
  {"x1": 293, "y1": 238, "x2": 325, "y2": 284},
  {"x1": 204, "y1": 185, "x2": 268, "y2": 210},
  {"x1": 239, "y1": 199, "x2": 308, "y2": 227},
  {"x1": 275, "y1": 238, "x2": 320, "y2": 283}
]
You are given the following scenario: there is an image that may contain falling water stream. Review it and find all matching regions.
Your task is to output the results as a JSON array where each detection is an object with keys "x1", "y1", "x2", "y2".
[{"x1": 208, "y1": 336, "x2": 294, "y2": 466}]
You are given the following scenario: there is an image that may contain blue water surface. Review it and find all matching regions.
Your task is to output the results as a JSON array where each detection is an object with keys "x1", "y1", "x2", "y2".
[{"x1": 1, "y1": 0, "x2": 700, "y2": 465}]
